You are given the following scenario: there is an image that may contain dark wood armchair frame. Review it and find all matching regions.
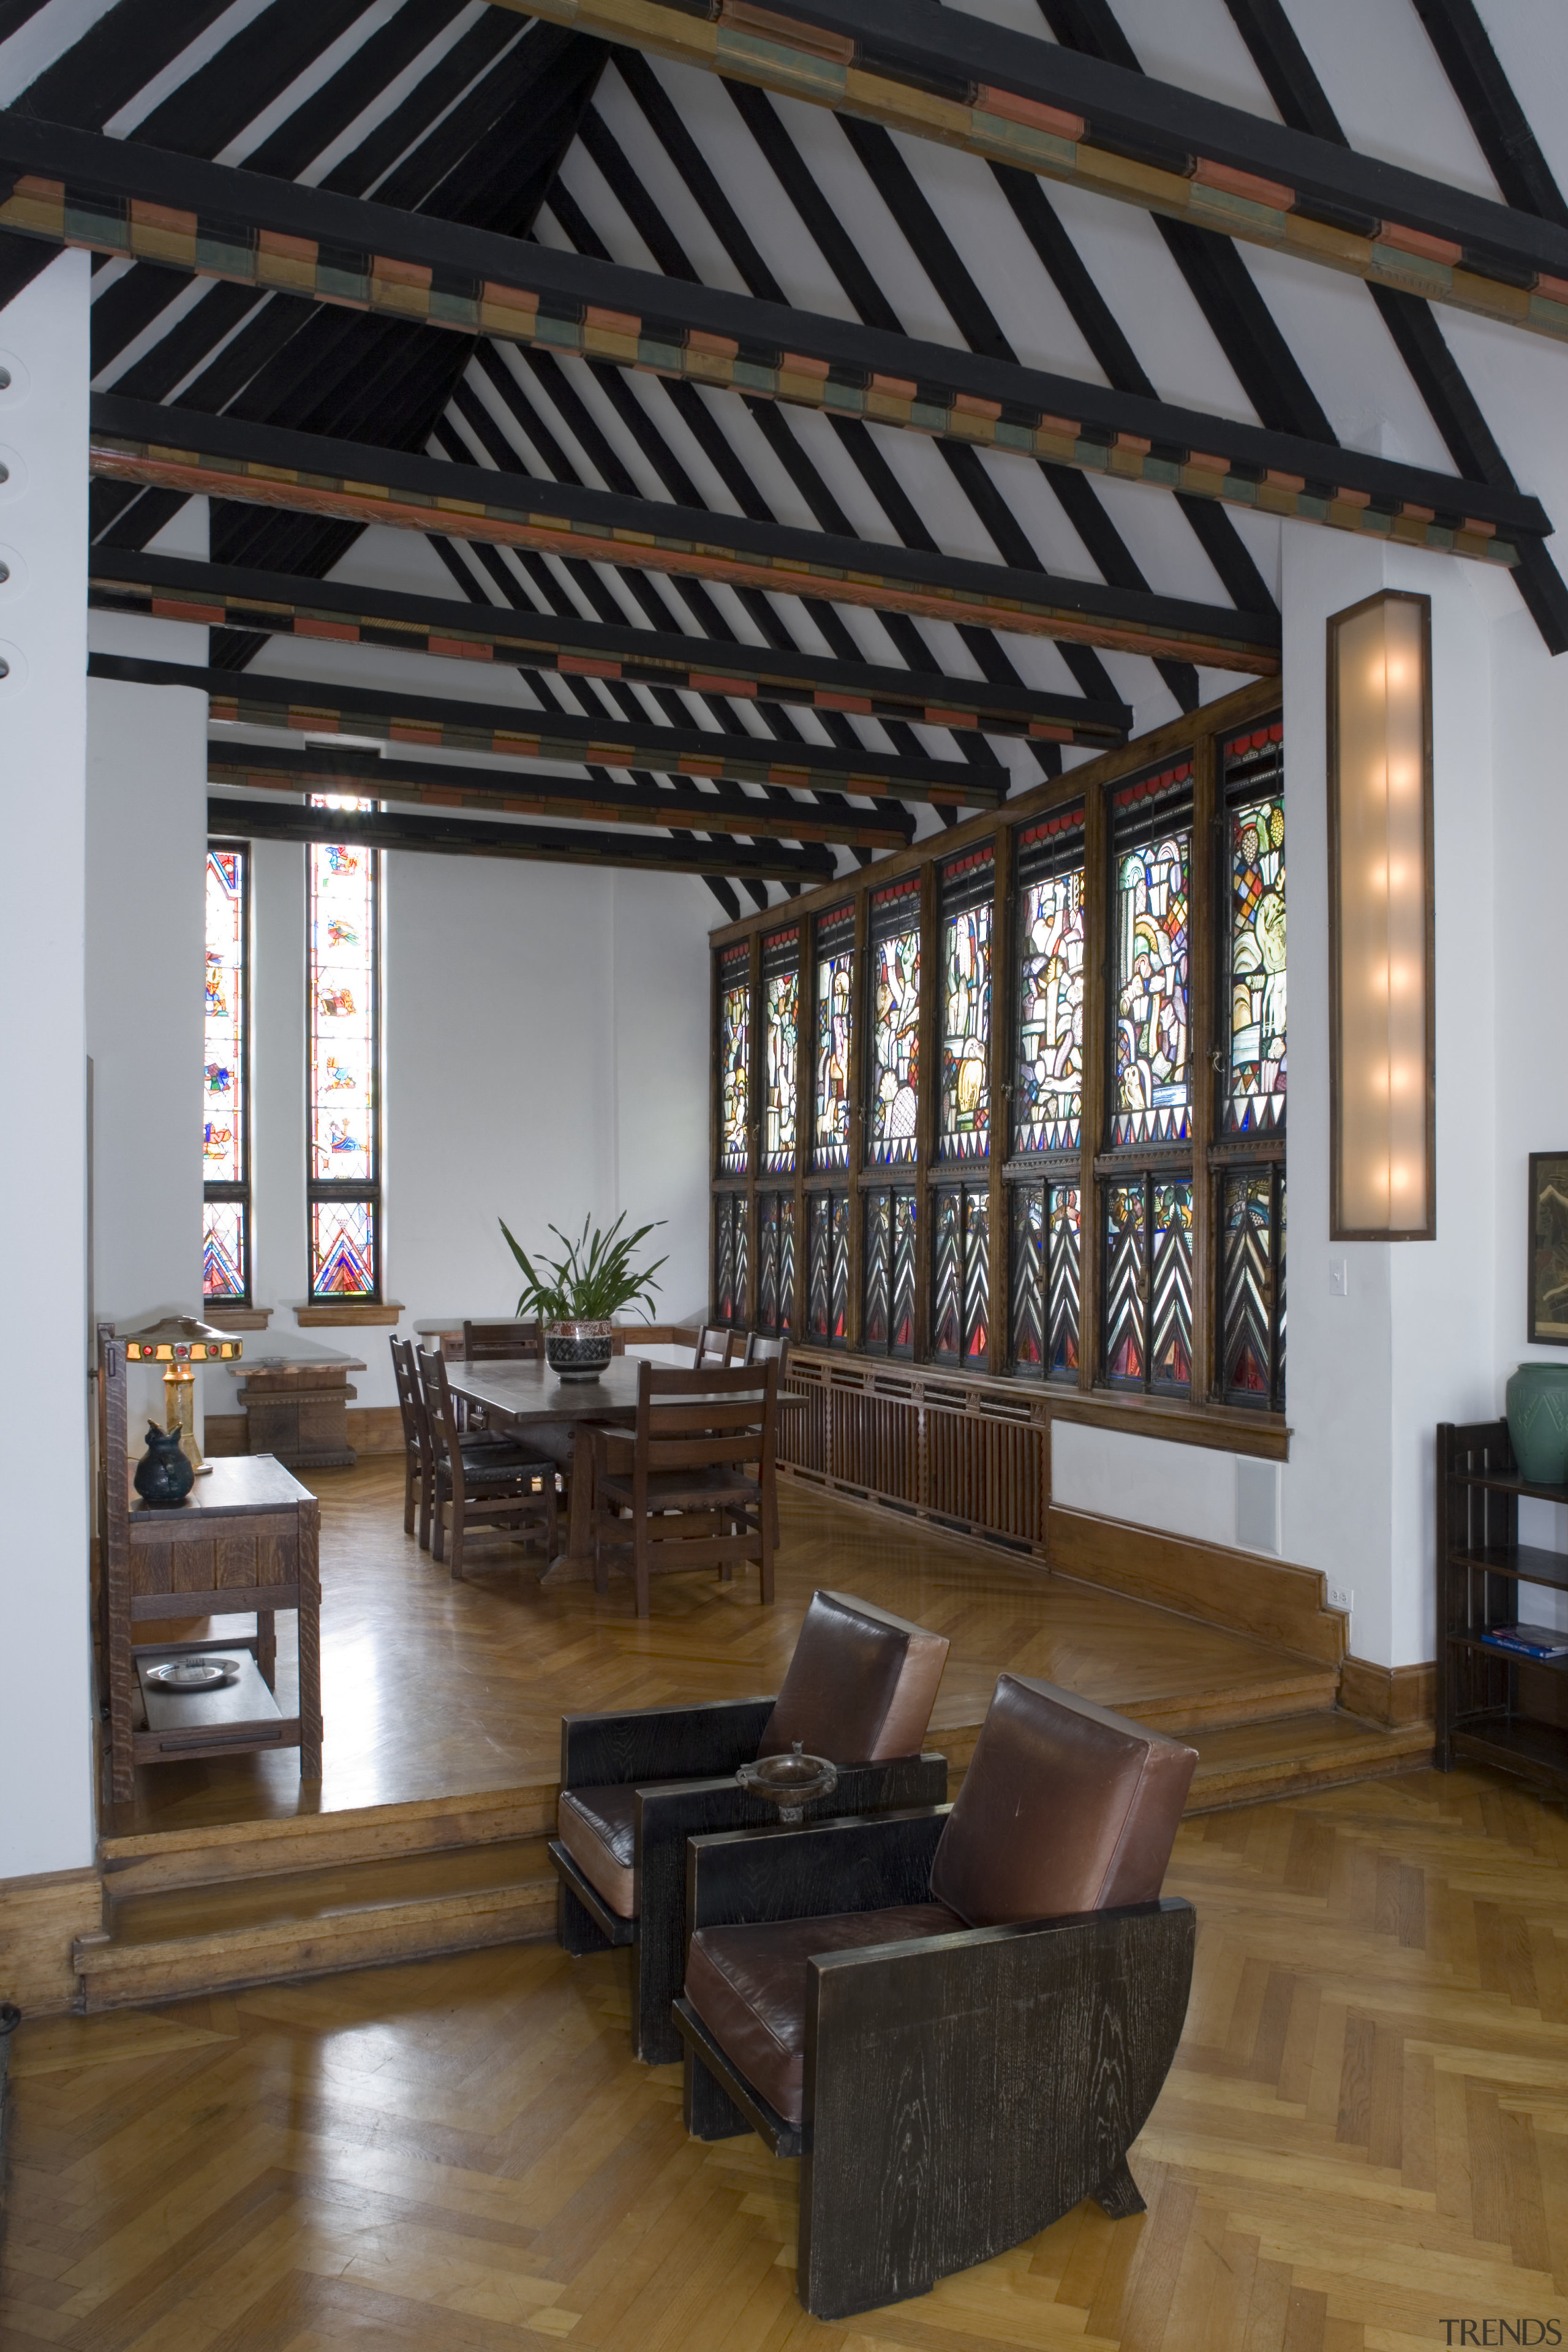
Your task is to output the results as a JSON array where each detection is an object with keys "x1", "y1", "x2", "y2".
[
  {"x1": 672, "y1": 1807, "x2": 1195, "y2": 2320},
  {"x1": 550, "y1": 1699, "x2": 946, "y2": 2065}
]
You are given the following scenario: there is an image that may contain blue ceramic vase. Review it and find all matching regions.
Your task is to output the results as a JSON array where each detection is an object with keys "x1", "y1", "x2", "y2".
[
  {"x1": 133, "y1": 1422, "x2": 195, "y2": 1509},
  {"x1": 1504, "y1": 1362, "x2": 1568, "y2": 1487}
]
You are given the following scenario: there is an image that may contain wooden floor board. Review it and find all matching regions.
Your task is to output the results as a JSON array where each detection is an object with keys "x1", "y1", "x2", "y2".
[{"x1": 13, "y1": 1765, "x2": 1568, "y2": 2347}]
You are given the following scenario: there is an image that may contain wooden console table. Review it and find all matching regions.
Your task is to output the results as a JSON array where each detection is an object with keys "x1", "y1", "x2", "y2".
[
  {"x1": 232, "y1": 1351, "x2": 364, "y2": 1469},
  {"x1": 98, "y1": 1329, "x2": 322, "y2": 1800}
]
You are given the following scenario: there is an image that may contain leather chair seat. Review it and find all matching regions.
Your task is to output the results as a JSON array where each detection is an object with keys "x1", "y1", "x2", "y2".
[
  {"x1": 686, "y1": 1904, "x2": 960, "y2": 2125},
  {"x1": 457, "y1": 1447, "x2": 552, "y2": 1485},
  {"x1": 557, "y1": 1784, "x2": 639, "y2": 1917}
]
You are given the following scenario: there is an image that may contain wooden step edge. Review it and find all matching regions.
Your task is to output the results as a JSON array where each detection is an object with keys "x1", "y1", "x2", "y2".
[
  {"x1": 74, "y1": 1879, "x2": 558, "y2": 2011},
  {"x1": 1185, "y1": 1727, "x2": 1434, "y2": 1814},
  {"x1": 99, "y1": 1782, "x2": 561, "y2": 1893}
]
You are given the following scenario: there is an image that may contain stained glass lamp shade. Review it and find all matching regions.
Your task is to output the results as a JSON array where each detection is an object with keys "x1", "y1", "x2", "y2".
[{"x1": 119, "y1": 1313, "x2": 242, "y2": 1477}]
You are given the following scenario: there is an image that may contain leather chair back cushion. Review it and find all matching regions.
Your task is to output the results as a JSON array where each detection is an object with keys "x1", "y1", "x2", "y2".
[
  {"x1": 929, "y1": 1673, "x2": 1196, "y2": 1928},
  {"x1": 758, "y1": 1590, "x2": 949, "y2": 1764}
]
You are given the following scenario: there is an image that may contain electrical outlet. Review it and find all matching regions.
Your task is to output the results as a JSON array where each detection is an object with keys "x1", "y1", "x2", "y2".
[
  {"x1": 1327, "y1": 1580, "x2": 1354, "y2": 1615},
  {"x1": 1329, "y1": 1259, "x2": 1349, "y2": 1297}
]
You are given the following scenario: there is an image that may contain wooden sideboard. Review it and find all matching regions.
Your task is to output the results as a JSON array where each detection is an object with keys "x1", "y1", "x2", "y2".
[{"x1": 98, "y1": 1328, "x2": 322, "y2": 1800}]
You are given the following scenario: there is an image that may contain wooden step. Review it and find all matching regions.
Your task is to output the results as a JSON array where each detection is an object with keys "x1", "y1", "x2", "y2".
[
  {"x1": 1185, "y1": 1709, "x2": 1433, "y2": 1812},
  {"x1": 75, "y1": 1836, "x2": 557, "y2": 2011},
  {"x1": 97, "y1": 1779, "x2": 559, "y2": 1898}
]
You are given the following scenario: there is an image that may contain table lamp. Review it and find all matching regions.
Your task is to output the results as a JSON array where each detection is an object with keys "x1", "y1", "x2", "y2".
[{"x1": 119, "y1": 1313, "x2": 243, "y2": 1477}]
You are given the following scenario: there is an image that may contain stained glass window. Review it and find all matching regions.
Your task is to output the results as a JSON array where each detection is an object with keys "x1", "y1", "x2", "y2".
[
  {"x1": 1015, "y1": 807, "x2": 1085, "y2": 1155},
  {"x1": 932, "y1": 1184, "x2": 988, "y2": 1363},
  {"x1": 717, "y1": 942, "x2": 751, "y2": 1175},
  {"x1": 1110, "y1": 763, "x2": 1192, "y2": 1147},
  {"x1": 1103, "y1": 1176, "x2": 1193, "y2": 1393},
  {"x1": 869, "y1": 878, "x2": 922, "y2": 1166},
  {"x1": 1009, "y1": 1181, "x2": 1080, "y2": 1381},
  {"x1": 938, "y1": 848, "x2": 992, "y2": 1160},
  {"x1": 757, "y1": 1191, "x2": 795, "y2": 1334},
  {"x1": 807, "y1": 1191, "x2": 851, "y2": 1344},
  {"x1": 1223, "y1": 722, "x2": 1286, "y2": 1136},
  {"x1": 761, "y1": 929, "x2": 799, "y2": 1174},
  {"x1": 1221, "y1": 1167, "x2": 1285, "y2": 1408},
  {"x1": 714, "y1": 1192, "x2": 748, "y2": 1324},
  {"x1": 202, "y1": 843, "x2": 249, "y2": 1303},
  {"x1": 864, "y1": 1188, "x2": 916, "y2": 1356},
  {"x1": 307, "y1": 800, "x2": 380, "y2": 1299},
  {"x1": 813, "y1": 903, "x2": 854, "y2": 1171}
]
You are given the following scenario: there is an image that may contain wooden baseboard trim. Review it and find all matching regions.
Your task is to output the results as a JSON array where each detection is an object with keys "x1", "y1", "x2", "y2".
[
  {"x1": 1046, "y1": 1503, "x2": 1347, "y2": 1668},
  {"x1": 1338, "y1": 1654, "x2": 1436, "y2": 1727},
  {"x1": 0, "y1": 1865, "x2": 101, "y2": 2013}
]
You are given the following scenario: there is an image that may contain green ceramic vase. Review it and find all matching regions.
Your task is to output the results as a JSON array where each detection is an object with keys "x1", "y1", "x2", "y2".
[{"x1": 1504, "y1": 1361, "x2": 1568, "y2": 1487}]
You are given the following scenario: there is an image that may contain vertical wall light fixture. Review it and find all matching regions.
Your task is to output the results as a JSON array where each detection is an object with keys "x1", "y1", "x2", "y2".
[{"x1": 1327, "y1": 590, "x2": 1435, "y2": 1240}]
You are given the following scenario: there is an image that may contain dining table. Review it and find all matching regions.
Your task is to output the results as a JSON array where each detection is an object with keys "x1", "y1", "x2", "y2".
[{"x1": 442, "y1": 1353, "x2": 802, "y2": 1583}]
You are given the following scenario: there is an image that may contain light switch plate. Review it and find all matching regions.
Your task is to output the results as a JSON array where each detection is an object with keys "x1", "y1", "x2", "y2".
[{"x1": 1329, "y1": 1260, "x2": 1349, "y2": 1297}]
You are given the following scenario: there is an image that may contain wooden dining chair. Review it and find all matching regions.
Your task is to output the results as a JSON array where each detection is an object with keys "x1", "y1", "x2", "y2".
[
  {"x1": 460, "y1": 1319, "x2": 576, "y2": 1484},
  {"x1": 415, "y1": 1346, "x2": 558, "y2": 1580},
  {"x1": 592, "y1": 1359, "x2": 778, "y2": 1615},
  {"x1": 693, "y1": 1325, "x2": 736, "y2": 1370},
  {"x1": 388, "y1": 1336, "x2": 428, "y2": 1543},
  {"x1": 743, "y1": 1332, "x2": 789, "y2": 1548}
]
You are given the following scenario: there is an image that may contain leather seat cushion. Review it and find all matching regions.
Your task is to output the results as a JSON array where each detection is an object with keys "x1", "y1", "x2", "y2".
[
  {"x1": 686, "y1": 1904, "x2": 960, "y2": 2126},
  {"x1": 557, "y1": 1785, "x2": 639, "y2": 1918}
]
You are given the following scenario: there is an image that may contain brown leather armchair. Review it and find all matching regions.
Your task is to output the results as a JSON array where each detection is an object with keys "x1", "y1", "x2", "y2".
[
  {"x1": 672, "y1": 1673, "x2": 1197, "y2": 2319},
  {"x1": 550, "y1": 1590, "x2": 949, "y2": 2061}
]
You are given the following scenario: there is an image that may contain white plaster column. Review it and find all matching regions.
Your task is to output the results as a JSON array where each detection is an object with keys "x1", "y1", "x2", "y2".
[{"x1": 0, "y1": 252, "x2": 95, "y2": 1877}]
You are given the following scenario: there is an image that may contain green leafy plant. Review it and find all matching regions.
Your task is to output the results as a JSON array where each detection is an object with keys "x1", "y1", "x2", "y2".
[{"x1": 499, "y1": 1212, "x2": 666, "y2": 1324}]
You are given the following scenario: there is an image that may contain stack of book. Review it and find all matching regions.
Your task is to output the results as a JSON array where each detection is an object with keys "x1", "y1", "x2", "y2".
[{"x1": 1479, "y1": 1621, "x2": 1568, "y2": 1661}]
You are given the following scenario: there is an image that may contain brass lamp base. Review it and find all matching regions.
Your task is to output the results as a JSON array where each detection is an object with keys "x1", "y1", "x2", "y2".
[{"x1": 163, "y1": 1363, "x2": 210, "y2": 1475}]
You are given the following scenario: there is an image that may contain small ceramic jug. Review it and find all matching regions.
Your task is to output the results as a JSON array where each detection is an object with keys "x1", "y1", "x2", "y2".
[
  {"x1": 133, "y1": 1422, "x2": 195, "y2": 1509},
  {"x1": 1504, "y1": 1362, "x2": 1568, "y2": 1487}
]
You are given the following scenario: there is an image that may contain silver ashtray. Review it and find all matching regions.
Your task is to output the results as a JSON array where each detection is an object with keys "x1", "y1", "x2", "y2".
[
  {"x1": 736, "y1": 1741, "x2": 839, "y2": 1825},
  {"x1": 144, "y1": 1657, "x2": 242, "y2": 1693}
]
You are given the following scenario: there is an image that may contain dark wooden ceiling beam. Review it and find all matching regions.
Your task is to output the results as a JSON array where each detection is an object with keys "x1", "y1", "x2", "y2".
[
  {"x1": 206, "y1": 792, "x2": 837, "y2": 878},
  {"x1": 0, "y1": 116, "x2": 1544, "y2": 557},
  {"x1": 203, "y1": 739, "x2": 915, "y2": 850},
  {"x1": 88, "y1": 548, "x2": 1130, "y2": 745},
  {"x1": 480, "y1": 0, "x2": 1568, "y2": 347},
  {"x1": 87, "y1": 649, "x2": 1004, "y2": 809},
  {"x1": 88, "y1": 395, "x2": 1281, "y2": 671}
]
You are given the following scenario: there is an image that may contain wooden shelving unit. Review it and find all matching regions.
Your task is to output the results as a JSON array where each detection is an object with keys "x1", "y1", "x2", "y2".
[{"x1": 1436, "y1": 1419, "x2": 1568, "y2": 1795}]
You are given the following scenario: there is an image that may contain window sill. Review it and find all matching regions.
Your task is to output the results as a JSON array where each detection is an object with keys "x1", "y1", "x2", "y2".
[
  {"x1": 292, "y1": 1300, "x2": 405, "y2": 1329},
  {"x1": 203, "y1": 1305, "x2": 273, "y2": 1332}
]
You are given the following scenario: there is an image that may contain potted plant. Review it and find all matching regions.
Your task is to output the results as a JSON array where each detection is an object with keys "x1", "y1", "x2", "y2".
[{"x1": 500, "y1": 1212, "x2": 667, "y2": 1381}]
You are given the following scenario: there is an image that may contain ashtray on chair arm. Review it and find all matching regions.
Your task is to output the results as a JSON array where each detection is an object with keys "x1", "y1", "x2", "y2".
[{"x1": 736, "y1": 1742, "x2": 839, "y2": 1823}]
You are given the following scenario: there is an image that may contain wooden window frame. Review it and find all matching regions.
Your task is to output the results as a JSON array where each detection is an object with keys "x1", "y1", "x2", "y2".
[
  {"x1": 203, "y1": 837, "x2": 252, "y2": 1309},
  {"x1": 707, "y1": 677, "x2": 1289, "y2": 1458},
  {"x1": 305, "y1": 827, "x2": 383, "y2": 1305}
]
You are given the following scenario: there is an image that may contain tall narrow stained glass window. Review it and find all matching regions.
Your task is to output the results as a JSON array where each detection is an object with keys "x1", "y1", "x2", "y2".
[
  {"x1": 938, "y1": 848, "x2": 992, "y2": 1159},
  {"x1": 756, "y1": 1191, "x2": 795, "y2": 1335},
  {"x1": 1223, "y1": 722, "x2": 1286, "y2": 1136},
  {"x1": 863, "y1": 1188, "x2": 916, "y2": 1356},
  {"x1": 1219, "y1": 1167, "x2": 1286, "y2": 1409},
  {"x1": 1110, "y1": 762, "x2": 1192, "y2": 1147},
  {"x1": 307, "y1": 801, "x2": 380, "y2": 1300},
  {"x1": 1009, "y1": 1182, "x2": 1080, "y2": 1381},
  {"x1": 868, "y1": 877, "x2": 922, "y2": 1165},
  {"x1": 717, "y1": 942, "x2": 751, "y2": 1175},
  {"x1": 932, "y1": 1183, "x2": 988, "y2": 1363},
  {"x1": 714, "y1": 1193, "x2": 748, "y2": 1325},
  {"x1": 761, "y1": 928, "x2": 799, "y2": 1173},
  {"x1": 813, "y1": 903, "x2": 854, "y2": 1170},
  {"x1": 1102, "y1": 1176, "x2": 1193, "y2": 1393},
  {"x1": 203, "y1": 843, "x2": 250, "y2": 1303},
  {"x1": 1015, "y1": 808, "x2": 1085, "y2": 1153},
  {"x1": 807, "y1": 1191, "x2": 851, "y2": 1344}
]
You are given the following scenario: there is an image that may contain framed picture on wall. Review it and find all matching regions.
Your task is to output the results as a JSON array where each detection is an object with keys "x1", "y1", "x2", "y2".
[{"x1": 1528, "y1": 1152, "x2": 1568, "y2": 1343}]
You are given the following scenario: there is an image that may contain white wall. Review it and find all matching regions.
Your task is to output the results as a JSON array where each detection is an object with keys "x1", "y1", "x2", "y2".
[{"x1": 0, "y1": 253, "x2": 94, "y2": 1878}]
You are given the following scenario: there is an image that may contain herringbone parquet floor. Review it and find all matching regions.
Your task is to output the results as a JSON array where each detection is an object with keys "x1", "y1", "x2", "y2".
[{"x1": 6, "y1": 1765, "x2": 1566, "y2": 2349}]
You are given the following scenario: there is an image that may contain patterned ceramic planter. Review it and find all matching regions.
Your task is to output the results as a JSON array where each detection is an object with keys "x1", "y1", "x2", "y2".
[
  {"x1": 1504, "y1": 1361, "x2": 1568, "y2": 1487},
  {"x1": 545, "y1": 1319, "x2": 614, "y2": 1382}
]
